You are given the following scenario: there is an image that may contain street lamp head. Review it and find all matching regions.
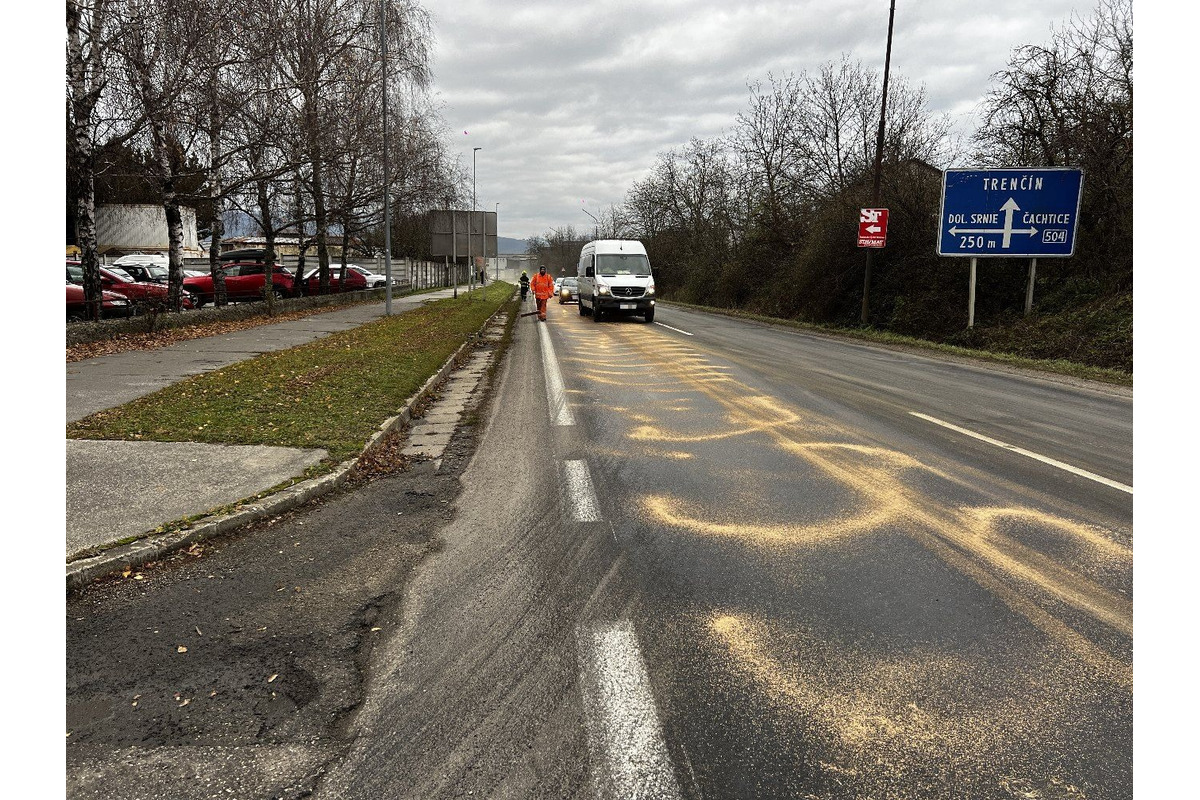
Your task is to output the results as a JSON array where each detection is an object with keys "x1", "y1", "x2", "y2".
[{"x1": 473, "y1": 147, "x2": 482, "y2": 152}]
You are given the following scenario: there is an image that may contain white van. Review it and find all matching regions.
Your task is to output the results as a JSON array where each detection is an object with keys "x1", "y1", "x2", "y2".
[{"x1": 576, "y1": 239, "x2": 657, "y2": 323}]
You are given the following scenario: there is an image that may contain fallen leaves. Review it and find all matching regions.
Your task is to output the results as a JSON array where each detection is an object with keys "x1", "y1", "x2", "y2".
[
  {"x1": 176, "y1": 645, "x2": 188, "y2": 653},
  {"x1": 66, "y1": 307, "x2": 338, "y2": 363}
]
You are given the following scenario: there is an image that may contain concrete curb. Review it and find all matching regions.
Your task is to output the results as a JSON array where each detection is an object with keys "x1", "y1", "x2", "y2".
[{"x1": 66, "y1": 297, "x2": 513, "y2": 592}]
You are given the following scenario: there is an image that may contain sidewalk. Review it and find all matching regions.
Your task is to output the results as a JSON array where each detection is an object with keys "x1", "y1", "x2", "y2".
[{"x1": 66, "y1": 287, "x2": 504, "y2": 583}]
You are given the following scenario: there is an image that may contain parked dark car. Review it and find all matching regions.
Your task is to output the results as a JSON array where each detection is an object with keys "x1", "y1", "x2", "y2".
[
  {"x1": 67, "y1": 261, "x2": 195, "y2": 311},
  {"x1": 219, "y1": 248, "x2": 273, "y2": 263},
  {"x1": 183, "y1": 261, "x2": 295, "y2": 306},
  {"x1": 116, "y1": 262, "x2": 170, "y2": 284},
  {"x1": 66, "y1": 283, "x2": 133, "y2": 321}
]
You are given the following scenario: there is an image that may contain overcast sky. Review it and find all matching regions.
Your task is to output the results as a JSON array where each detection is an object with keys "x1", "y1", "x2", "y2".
[{"x1": 421, "y1": 0, "x2": 1090, "y2": 241}]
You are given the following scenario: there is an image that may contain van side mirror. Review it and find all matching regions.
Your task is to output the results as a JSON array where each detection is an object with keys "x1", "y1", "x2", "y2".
[{"x1": 586, "y1": 266, "x2": 594, "y2": 277}]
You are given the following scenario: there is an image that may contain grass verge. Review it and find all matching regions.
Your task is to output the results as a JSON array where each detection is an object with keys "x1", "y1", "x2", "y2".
[
  {"x1": 67, "y1": 283, "x2": 513, "y2": 464},
  {"x1": 663, "y1": 300, "x2": 1131, "y2": 387}
]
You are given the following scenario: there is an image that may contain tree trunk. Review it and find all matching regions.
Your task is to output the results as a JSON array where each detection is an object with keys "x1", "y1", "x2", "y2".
[
  {"x1": 340, "y1": 225, "x2": 350, "y2": 288},
  {"x1": 156, "y1": 131, "x2": 185, "y2": 310},
  {"x1": 310, "y1": 134, "x2": 331, "y2": 294},
  {"x1": 292, "y1": 176, "x2": 307, "y2": 297},
  {"x1": 67, "y1": 0, "x2": 104, "y2": 321},
  {"x1": 74, "y1": 170, "x2": 102, "y2": 321},
  {"x1": 301, "y1": 55, "x2": 330, "y2": 293},
  {"x1": 207, "y1": 72, "x2": 228, "y2": 306},
  {"x1": 209, "y1": 193, "x2": 228, "y2": 306},
  {"x1": 257, "y1": 176, "x2": 279, "y2": 313}
]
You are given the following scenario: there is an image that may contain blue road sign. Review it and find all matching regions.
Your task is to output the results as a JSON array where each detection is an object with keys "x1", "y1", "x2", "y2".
[{"x1": 938, "y1": 168, "x2": 1083, "y2": 258}]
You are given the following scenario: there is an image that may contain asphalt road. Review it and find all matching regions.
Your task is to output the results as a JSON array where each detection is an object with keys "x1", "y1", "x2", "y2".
[
  {"x1": 551, "y1": 302, "x2": 1131, "y2": 799},
  {"x1": 66, "y1": 298, "x2": 1131, "y2": 799}
]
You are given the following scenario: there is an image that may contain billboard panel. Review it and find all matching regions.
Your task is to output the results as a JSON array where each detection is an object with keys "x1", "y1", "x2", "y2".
[{"x1": 429, "y1": 210, "x2": 497, "y2": 258}]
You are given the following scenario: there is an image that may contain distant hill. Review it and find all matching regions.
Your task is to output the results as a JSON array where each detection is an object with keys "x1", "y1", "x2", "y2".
[{"x1": 498, "y1": 236, "x2": 527, "y2": 254}]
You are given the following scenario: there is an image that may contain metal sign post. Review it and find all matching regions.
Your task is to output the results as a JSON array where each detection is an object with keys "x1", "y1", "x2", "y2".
[
  {"x1": 968, "y1": 257, "x2": 977, "y2": 328},
  {"x1": 1025, "y1": 258, "x2": 1038, "y2": 316}
]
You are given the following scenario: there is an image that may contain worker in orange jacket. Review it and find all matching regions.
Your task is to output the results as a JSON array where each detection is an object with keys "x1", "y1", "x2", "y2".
[{"x1": 530, "y1": 265, "x2": 556, "y2": 322}]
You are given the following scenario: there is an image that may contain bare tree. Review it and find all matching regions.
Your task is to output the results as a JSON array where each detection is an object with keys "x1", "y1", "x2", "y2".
[
  {"x1": 267, "y1": 0, "x2": 372, "y2": 293},
  {"x1": 973, "y1": 0, "x2": 1132, "y2": 290},
  {"x1": 223, "y1": 0, "x2": 307, "y2": 307},
  {"x1": 526, "y1": 225, "x2": 585, "y2": 276},
  {"x1": 191, "y1": 0, "x2": 258, "y2": 306},
  {"x1": 109, "y1": 0, "x2": 208, "y2": 309},
  {"x1": 733, "y1": 73, "x2": 807, "y2": 242}
]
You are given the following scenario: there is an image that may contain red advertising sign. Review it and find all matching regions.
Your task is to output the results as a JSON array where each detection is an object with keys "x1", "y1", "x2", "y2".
[{"x1": 858, "y1": 208, "x2": 889, "y2": 248}]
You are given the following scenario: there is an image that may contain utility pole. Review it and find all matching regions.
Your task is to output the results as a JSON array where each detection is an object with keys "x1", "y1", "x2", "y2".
[{"x1": 861, "y1": 0, "x2": 896, "y2": 325}]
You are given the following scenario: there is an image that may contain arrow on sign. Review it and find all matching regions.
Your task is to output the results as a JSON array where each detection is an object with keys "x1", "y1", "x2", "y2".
[
  {"x1": 865, "y1": 224, "x2": 882, "y2": 234},
  {"x1": 948, "y1": 198, "x2": 1038, "y2": 247}
]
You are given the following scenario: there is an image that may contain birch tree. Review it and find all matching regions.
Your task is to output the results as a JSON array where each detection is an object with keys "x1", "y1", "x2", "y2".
[{"x1": 67, "y1": 0, "x2": 116, "y2": 320}]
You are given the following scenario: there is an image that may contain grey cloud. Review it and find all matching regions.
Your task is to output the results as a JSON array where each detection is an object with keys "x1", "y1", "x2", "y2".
[{"x1": 421, "y1": 0, "x2": 1085, "y2": 238}]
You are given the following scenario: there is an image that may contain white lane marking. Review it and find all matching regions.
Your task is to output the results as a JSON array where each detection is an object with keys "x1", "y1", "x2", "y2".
[
  {"x1": 580, "y1": 620, "x2": 682, "y2": 800},
  {"x1": 538, "y1": 320, "x2": 575, "y2": 426},
  {"x1": 562, "y1": 460, "x2": 601, "y2": 522},
  {"x1": 654, "y1": 321, "x2": 693, "y2": 336},
  {"x1": 909, "y1": 411, "x2": 1133, "y2": 494}
]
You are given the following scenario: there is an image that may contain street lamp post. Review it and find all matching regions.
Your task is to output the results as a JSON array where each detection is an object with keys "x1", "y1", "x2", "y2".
[
  {"x1": 471, "y1": 147, "x2": 481, "y2": 291},
  {"x1": 380, "y1": 0, "x2": 392, "y2": 314},
  {"x1": 494, "y1": 202, "x2": 499, "y2": 282},
  {"x1": 582, "y1": 207, "x2": 600, "y2": 239}
]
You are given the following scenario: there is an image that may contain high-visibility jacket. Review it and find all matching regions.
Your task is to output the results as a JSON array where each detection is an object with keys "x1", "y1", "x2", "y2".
[{"x1": 531, "y1": 272, "x2": 555, "y2": 300}]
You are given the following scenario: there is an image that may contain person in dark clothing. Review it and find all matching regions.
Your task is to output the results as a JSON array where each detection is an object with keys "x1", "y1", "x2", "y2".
[{"x1": 519, "y1": 271, "x2": 530, "y2": 301}]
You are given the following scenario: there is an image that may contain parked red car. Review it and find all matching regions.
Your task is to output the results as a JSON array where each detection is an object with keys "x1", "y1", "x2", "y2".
[
  {"x1": 66, "y1": 283, "x2": 133, "y2": 321},
  {"x1": 67, "y1": 261, "x2": 195, "y2": 310},
  {"x1": 183, "y1": 261, "x2": 295, "y2": 306},
  {"x1": 303, "y1": 266, "x2": 369, "y2": 293}
]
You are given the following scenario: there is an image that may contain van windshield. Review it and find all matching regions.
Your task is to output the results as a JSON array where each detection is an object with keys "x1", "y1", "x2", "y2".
[{"x1": 596, "y1": 253, "x2": 651, "y2": 277}]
